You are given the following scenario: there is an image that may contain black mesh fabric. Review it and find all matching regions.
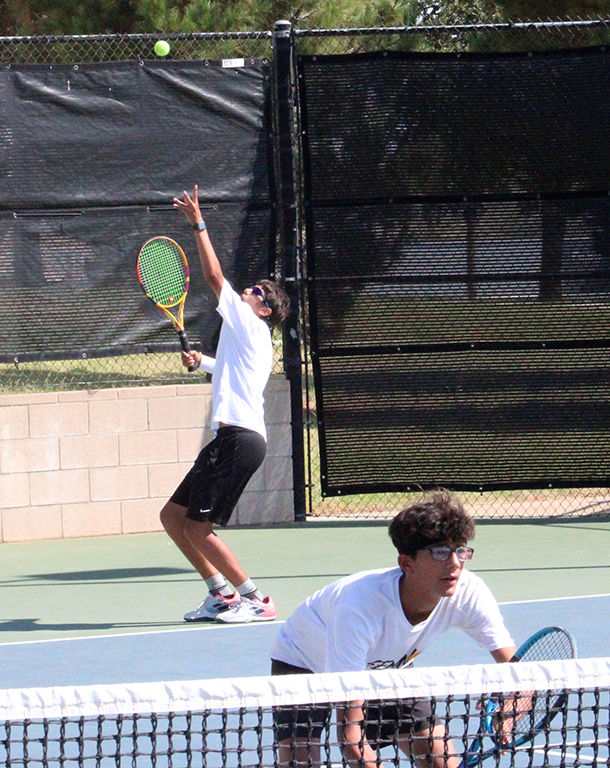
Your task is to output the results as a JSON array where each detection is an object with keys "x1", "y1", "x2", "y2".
[
  {"x1": 299, "y1": 47, "x2": 610, "y2": 494},
  {"x1": 0, "y1": 59, "x2": 273, "y2": 360},
  {"x1": 300, "y1": 48, "x2": 610, "y2": 201},
  {"x1": 0, "y1": 204, "x2": 272, "y2": 360}
]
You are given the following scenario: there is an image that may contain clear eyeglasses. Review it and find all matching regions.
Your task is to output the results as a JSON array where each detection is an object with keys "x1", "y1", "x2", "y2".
[{"x1": 424, "y1": 546, "x2": 474, "y2": 562}]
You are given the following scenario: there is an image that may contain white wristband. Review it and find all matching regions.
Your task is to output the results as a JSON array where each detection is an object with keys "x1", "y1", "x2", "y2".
[{"x1": 198, "y1": 354, "x2": 216, "y2": 374}]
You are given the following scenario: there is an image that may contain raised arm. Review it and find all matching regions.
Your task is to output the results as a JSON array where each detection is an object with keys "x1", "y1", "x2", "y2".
[{"x1": 173, "y1": 185, "x2": 223, "y2": 298}]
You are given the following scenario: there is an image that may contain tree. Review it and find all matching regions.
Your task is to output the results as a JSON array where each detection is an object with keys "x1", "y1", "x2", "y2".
[
  {"x1": 1, "y1": 0, "x2": 33, "y2": 34},
  {"x1": 419, "y1": 0, "x2": 610, "y2": 25},
  {"x1": 4, "y1": 0, "x2": 610, "y2": 36},
  {"x1": 1, "y1": 0, "x2": 143, "y2": 34},
  {"x1": 1, "y1": 0, "x2": 420, "y2": 35},
  {"x1": 481, "y1": 0, "x2": 610, "y2": 21}
]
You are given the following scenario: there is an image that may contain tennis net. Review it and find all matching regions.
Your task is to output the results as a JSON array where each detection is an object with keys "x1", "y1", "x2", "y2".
[{"x1": 1, "y1": 657, "x2": 608, "y2": 767}]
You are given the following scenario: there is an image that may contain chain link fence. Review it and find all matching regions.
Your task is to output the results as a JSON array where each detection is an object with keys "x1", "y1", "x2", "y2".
[
  {"x1": 2, "y1": 332, "x2": 285, "y2": 394},
  {"x1": 2, "y1": 20, "x2": 609, "y2": 521},
  {"x1": 0, "y1": 31, "x2": 272, "y2": 65}
]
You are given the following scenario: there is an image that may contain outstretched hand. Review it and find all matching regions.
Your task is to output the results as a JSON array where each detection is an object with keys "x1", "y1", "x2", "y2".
[
  {"x1": 173, "y1": 185, "x2": 203, "y2": 227},
  {"x1": 173, "y1": 183, "x2": 223, "y2": 297}
]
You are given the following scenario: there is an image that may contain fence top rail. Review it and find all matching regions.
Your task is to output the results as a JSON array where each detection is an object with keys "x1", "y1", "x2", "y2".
[
  {"x1": 0, "y1": 18, "x2": 608, "y2": 47},
  {"x1": 294, "y1": 17, "x2": 610, "y2": 37},
  {"x1": 0, "y1": 30, "x2": 272, "y2": 45}
]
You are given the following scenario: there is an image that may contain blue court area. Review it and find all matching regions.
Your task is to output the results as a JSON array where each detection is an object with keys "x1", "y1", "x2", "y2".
[
  {"x1": 0, "y1": 594, "x2": 608, "y2": 689},
  {"x1": 0, "y1": 519, "x2": 608, "y2": 689}
]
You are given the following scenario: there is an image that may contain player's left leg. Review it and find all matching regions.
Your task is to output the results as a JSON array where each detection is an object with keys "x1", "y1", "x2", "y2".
[
  {"x1": 277, "y1": 737, "x2": 322, "y2": 768},
  {"x1": 401, "y1": 724, "x2": 461, "y2": 768},
  {"x1": 162, "y1": 502, "x2": 242, "y2": 622},
  {"x1": 365, "y1": 698, "x2": 460, "y2": 768}
]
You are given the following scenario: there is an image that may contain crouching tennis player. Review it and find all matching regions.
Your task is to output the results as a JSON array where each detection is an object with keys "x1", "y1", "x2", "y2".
[{"x1": 270, "y1": 490, "x2": 517, "y2": 768}]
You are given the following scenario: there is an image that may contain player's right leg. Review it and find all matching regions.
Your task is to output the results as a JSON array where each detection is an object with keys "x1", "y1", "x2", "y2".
[
  {"x1": 272, "y1": 659, "x2": 328, "y2": 767},
  {"x1": 182, "y1": 517, "x2": 279, "y2": 623},
  {"x1": 160, "y1": 500, "x2": 217, "y2": 577}
]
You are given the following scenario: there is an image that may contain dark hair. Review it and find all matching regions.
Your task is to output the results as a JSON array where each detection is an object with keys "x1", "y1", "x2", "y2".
[
  {"x1": 259, "y1": 279, "x2": 291, "y2": 329},
  {"x1": 388, "y1": 490, "x2": 475, "y2": 557}
]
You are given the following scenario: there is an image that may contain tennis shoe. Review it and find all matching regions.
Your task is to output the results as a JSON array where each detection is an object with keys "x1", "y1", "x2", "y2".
[
  {"x1": 215, "y1": 596, "x2": 279, "y2": 624},
  {"x1": 183, "y1": 592, "x2": 241, "y2": 622}
]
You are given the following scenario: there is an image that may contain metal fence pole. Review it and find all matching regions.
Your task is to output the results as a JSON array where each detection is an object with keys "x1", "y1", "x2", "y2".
[{"x1": 272, "y1": 20, "x2": 307, "y2": 521}]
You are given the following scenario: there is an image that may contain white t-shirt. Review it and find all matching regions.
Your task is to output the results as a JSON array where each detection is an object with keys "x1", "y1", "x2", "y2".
[
  {"x1": 271, "y1": 568, "x2": 514, "y2": 673},
  {"x1": 211, "y1": 280, "x2": 273, "y2": 439}
]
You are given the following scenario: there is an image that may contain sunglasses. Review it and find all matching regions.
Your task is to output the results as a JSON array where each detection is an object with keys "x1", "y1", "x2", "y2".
[
  {"x1": 424, "y1": 546, "x2": 474, "y2": 562},
  {"x1": 250, "y1": 285, "x2": 270, "y2": 309}
]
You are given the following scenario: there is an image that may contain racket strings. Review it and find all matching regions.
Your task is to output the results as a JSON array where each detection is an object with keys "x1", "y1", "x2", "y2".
[
  {"x1": 139, "y1": 241, "x2": 188, "y2": 306},
  {"x1": 518, "y1": 632, "x2": 576, "y2": 664},
  {"x1": 503, "y1": 629, "x2": 575, "y2": 742}
]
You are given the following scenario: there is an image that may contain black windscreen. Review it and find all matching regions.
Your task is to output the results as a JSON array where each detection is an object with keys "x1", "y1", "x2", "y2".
[
  {"x1": 0, "y1": 59, "x2": 273, "y2": 360},
  {"x1": 300, "y1": 47, "x2": 610, "y2": 494}
]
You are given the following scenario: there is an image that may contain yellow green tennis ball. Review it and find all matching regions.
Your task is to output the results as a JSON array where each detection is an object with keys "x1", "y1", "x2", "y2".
[{"x1": 154, "y1": 40, "x2": 170, "y2": 57}]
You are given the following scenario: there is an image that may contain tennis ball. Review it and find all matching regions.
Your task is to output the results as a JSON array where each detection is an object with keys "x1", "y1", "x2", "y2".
[{"x1": 154, "y1": 40, "x2": 170, "y2": 57}]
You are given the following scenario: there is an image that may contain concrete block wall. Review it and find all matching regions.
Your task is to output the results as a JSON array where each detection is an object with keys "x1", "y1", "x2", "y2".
[{"x1": 0, "y1": 377, "x2": 293, "y2": 543}]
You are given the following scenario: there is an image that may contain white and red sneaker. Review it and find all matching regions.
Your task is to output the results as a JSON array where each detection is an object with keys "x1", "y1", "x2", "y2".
[
  {"x1": 215, "y1": 595, "x2": 279, "y2": 624},
  {"x1": 183, "y1": 592, "x2": 241, "y2": 622}
]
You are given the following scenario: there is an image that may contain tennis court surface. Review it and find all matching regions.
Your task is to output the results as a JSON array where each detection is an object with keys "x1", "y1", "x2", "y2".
[{"x1": 0, "y1": 519, "x2": 608, "y2": 767}]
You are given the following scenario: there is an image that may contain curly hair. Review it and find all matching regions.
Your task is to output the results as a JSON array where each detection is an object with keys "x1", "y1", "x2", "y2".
[
  {"x1": 388, "y1": 490, "x2": 475, "y2": 557},
  {"x1": 258, "y1": 279, "x2": 291, "y2": 329}
]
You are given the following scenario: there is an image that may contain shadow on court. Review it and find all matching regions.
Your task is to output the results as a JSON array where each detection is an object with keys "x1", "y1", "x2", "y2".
[
  {"x1": 0, "y1": 618, "x2": 186, "y2": 633},
  {"x1": 26, "y1": 567, "x2": 194, "y2": 581}
]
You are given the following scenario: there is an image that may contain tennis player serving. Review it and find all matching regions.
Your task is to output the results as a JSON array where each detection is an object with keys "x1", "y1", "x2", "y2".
[
  {"x1": 271, "y1": 490, "x2": 518, "y2": 768},
  {"x1": 160, "y1": 185, "x2": 290, "y2": 624}
]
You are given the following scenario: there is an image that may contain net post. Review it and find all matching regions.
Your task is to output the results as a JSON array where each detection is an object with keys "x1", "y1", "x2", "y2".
[{"x1": 272, "y1": 19, "x2": 307, "y2": 522}]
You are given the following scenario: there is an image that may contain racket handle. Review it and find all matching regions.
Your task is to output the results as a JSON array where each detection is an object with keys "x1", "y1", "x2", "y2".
[{"x1": 178, "y1": 330, "x2": 197, "y2": 372}]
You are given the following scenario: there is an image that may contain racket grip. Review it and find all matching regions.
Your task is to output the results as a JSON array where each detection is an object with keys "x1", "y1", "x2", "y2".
[{"x1": 178, "y1": 331, "x2": 197, "y2": 372}]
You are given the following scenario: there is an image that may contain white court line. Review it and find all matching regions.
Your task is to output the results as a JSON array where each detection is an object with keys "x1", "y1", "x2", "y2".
[
  {"x1": 521, "y1": 740, "x2": 609, "y2": 765},
  {"x1": 1, "y1": 593, "x2": 609, "y2": 649},
  {"x1": 499, "y1": 592, "x2": 610, "y2": 606},
  {"x1": 0, "y1": 619, "x2": 286, "y2": 648}
]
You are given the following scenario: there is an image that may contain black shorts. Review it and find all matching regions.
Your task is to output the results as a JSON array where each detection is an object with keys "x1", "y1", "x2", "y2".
[
  {"x1": 271, "y1": 659, "x2": 332, "y2": 742},
  {"x1": 170, "y1": 426, "x2": 266, "y2": 527},
  {"x1": 270, "y1": 659, "x2": 438, "y2": 745}
]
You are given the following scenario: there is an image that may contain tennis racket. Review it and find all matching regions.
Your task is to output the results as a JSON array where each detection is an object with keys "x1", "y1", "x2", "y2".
[
  {"x1": 137, "y1": 236, "x2": 196, "y2": 371},
  {"x1": 463, "y1": 626, "x2": 577, "y2": 767}
]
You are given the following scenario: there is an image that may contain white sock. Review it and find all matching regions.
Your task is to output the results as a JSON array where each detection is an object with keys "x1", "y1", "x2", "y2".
[
  {"x1": 236, "y1": 579, "x2": 263, "y2": 600},
  {"x1": 205, "y1": 574, "x2": 233, "y2": 597}
]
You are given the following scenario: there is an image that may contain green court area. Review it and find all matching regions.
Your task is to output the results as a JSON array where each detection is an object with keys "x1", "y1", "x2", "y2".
[{"x1": 0, "y1": 517, "x2": 608, "y2": 646}]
